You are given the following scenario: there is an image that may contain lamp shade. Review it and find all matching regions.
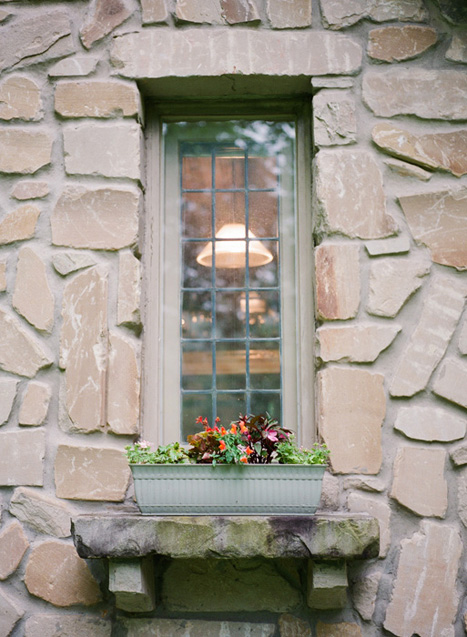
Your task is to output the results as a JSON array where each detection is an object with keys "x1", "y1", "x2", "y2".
[{"x1": 196, "y1": 223, "x2": 273, "y2": 269}]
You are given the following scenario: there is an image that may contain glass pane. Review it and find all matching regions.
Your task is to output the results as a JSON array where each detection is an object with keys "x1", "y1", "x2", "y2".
[
  {"x1": 216, "y1": 341, "x2": 246, "y2": 390},
  {"x1": 182, "y1": 155, "x2": 211, "y2": 190},
  {"x1": 215, "y1": 192, "x2": 245, "y2": 230},
  {"x1": 250, "y1": 392, "x2": 281, "y2": 421},
  {"x1": 215, "y1": 250, "x2": 246, "y2": 288},
  {"x1": 182, "y1": 342, "x2": 213, "y2": 390},
  {"x1": 217, "y1": 392, "x2": 246, "y2": 424},
  {"x1": 216, "y1": 291, "x2": 245, "y2": 339},
  {"x1": 182, "y1": 291, "x2": 212, "y2": 339},
  {"x1": 248, "y1": 155, "x2": 278, "y2": 189},
  {"x1": 249, "y1": 242, "x2": 279, "y2": 287},
  {"x1": 249, "y1": 191, "x2": 278, "y2": 238},
  {"x1": 182, "y1": 192, "x2": 212, "y2": 238},
  {"x1": 215, "y1": 153, "x2": 245, "y2": 189},
  {"x1": 250, "y1": 341, "x2": 280, "y2": 389},
  {"x1": 182, "y1": 393, "x2": 213, "y2": 439},
  {"x1": 246, "y1": 291, "x2": 280, "y2": 339},
  {"x1": 183, "y1": 242, "x2": 213, "y2": 288}
]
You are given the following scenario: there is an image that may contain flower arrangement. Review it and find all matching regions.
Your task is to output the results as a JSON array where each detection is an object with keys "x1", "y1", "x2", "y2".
[{"x1": 125, "y1": 413, "x2": 329, "y2": 466}]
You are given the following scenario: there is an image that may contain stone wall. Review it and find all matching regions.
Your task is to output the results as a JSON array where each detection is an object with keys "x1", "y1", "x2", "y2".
[{"x1": 0, "y1": 0, "x2": 466, "y2": 635}]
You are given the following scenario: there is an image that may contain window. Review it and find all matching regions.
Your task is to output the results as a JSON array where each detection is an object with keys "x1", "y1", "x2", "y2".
[{"x1": 144, "y1": 103, "x2": 314, "y2": 446}]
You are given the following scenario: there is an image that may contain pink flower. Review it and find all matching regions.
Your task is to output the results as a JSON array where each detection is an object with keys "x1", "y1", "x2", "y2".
[
  {"x1": 138, "y1": 440, "x2": 151, "y2": 449},
  {"x1": 266, "y1": 431, "x2": 278, "y2": 442}
]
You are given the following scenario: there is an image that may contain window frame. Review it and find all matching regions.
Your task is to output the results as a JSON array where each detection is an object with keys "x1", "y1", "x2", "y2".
[{"x1": 143, "y1": 99, "x2": 315, "y2": 447}]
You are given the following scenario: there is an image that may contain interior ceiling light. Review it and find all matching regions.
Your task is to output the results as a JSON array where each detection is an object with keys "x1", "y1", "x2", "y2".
[{"x1": 196, "y1": 223, "x2": 273, "y2": 269}]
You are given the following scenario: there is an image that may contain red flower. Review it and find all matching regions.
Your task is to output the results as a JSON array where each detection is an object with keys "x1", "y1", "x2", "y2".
[
  {"x1": 196, "y1": 416, "x2": 203, "y2": 424},
  {"x1": 215, "y1": 417, "x2": 221, "y2": 423},
  {"x1": 219, "y1": 440, "x2": 226, "y2": 451},
  {"x1": 240, "y1": 457, "x2": 248, "y2": 463},
  {"x1": 220, "y1": 426, "x2": 227, "y2": 435}
]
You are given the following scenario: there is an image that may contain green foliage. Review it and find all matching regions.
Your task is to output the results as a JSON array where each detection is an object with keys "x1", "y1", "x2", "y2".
[
  {"x1": 124, "y1": 441, "x2": 189, "y2": 465},
  {"x1": 275, "y1": 435, "x2": 330, "y2": 465}
]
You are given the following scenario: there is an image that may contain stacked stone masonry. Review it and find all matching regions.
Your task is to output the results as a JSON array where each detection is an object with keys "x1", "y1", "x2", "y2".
[{"x1": 0, "y1": 0, "x2": 466, "y2": 635}]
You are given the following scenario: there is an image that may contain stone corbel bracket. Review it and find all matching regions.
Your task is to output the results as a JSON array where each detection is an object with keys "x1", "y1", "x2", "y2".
[{"x1": 72, "y1": 513, "x2": 379, "y2": 613}]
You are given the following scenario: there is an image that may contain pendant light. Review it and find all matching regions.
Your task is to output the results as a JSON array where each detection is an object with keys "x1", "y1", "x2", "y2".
[{"x1": 196, "y1": 223, "x2": 273, "y2": 269}]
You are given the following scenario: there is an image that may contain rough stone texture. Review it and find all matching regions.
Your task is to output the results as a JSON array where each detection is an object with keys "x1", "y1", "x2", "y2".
[
  {"x1": 109, "y1": 556, "x2": 155, "y2": 612},
  {"x1": 314, "y1": 150, "x2": 396, "y2": 239},
  {"x1": 175, "y1": 0, "x2": 225, "y2": 24},
  {"x1": 0, "y1": 308, "x2": 53, "y2": 377},
  {"x1": 24, "y1": 615, "x2": 112, "y2": 637},
  {"x1": 19, "y1": 381, "x2": 51, "y2": 426},
  {"x1": 0, "y1": 520, "x2": 29, "y2": 580},
  {"x1": 315, "y1": 243, "x2": 360, "y2": 320},
  {"x1": 0, "y1": 378, "x2": 17, "y2": 425},
  {"x1": 391, "y1": 446, "x2": 448, "y2": 518},
  {"x1": 118, "y1": 250, "x2": 141, "y2": 325},
  {"x1": 312, "y1": 77, "x2": 354, "y2": 89},
  {"x1": 25, "y1": 541, "x2": 101, "y2": 607},
  {"x1": 13, "y1": 246, "x2": 54, "y2": 332},
  {"x1": 433, "y1": 357, "x2": 467, "y2": 409},
  {"x1": 0, "y1": 9, "x2": 73, "y2": 72},
  {"x1": 307, "y1": 560, "x2": 347, "y2": 609},
  {"x1": 313, "y1": 90, "x2": 356, "y2": 147},
  {"x1": 364, "y1": 236, "x2": 410, "y2": 256},
  {"x1": 64, "y1": 122, "x2": 141, "y2": 180},
  {"x1": 0, "y1": 590, "x2": 24, "y2": 636},
  {"x1": 267, "y1": 0, "x2": 311, "y2": 28},
  {"x1": 55, "y1": 80, "x2": 140, "y2": 118},
  {"x1": 459, "y1": 319, "x2": 467, "y2": 355},
  {"x1": 80, "y1": 0, "x2": 133, "y2": 49},
  {"x1": 163, "y1": 558, "x2": 301, "y2": 612},
  {"x1": 351, "y1": 568, "x2": 381, "y2": 621},
  {"x1": 0, "y1": 129, "x2": 52, "y2": 173},
  {"x1": 368, "y1": 26, "x2": 437, "y2": 62},
  {"x1": 316, "y1": 622, "x2": 362, "y2": 637},
  {"x1": 60, "y1": 266, "x2": 108, "y2": 433},
  {"x1": 363, "y1": 69, "x2": 467, "y2": 120},
  {"x1": 52, "y1": 251, "x2": 96, "y2": 276},
  {"x1": 49, "y1": 55, "x2": 99, "y2": 77},
  {"x1": 9, "y1": 487, "x2": 72, "y2": 537},
  {"x1": 319, "y1": 472, "x2": 340, "y2": 511},
  {"x1": 11, "y1": 181, "x2": 49, "y2": 200},
  {"x1": 394, "y1": 405, "x2": 466, "y2": 442},
  {"x1": 118, "y1": 618, "x2": 276, "y2": 637},
  {"x1": 0, "y1": 203, "x2": 40, "y2": 245},
  {"x1": 446, "y1": 32, "x2": 467, "y2": 63},
  {"x1": 141, "y1": 0, "x2": 170, "y2": 24},
  {"x1": 0, "y1": 76, "x2": 42, "y2": 121},
  {"x1": 317, "y1": 323, "x2": 400, "y2": 363},
  {"x1": 73, "y1": 514, "x2": 380, "y2": 560},
  {"x1": 0, "y1": 259, "x2": 5, "y2": 292},
  {"x1": 0, "y1": 429, "x2": 45, "y2": 486},
  {"x1": 343, "y1": 477, "x2": 385, "y2": 493},
  {"x1": 320, "y1": 0, "x2": 427, "y2": 29},
  {"x1": 373, "y1": 123, "x2": 467, "y2": 177},
  {"x1": 55, "y1": 445, "x2": 130, "y2": 501},
  {"x1": 457, "y1": 467, "x2": 467, "y2": 528},
  {"x1": 278, "y1": 614, "x2": 311, "y2": 636},
  {"x1": 318, "y1": 367, "x2": 385, "y2": 474},
  {"x1": 390, "y1": 275, "x2": 467, "y2": 397},
  {"x1": 367, "y1": 255, "x2": 430, "y2": 318},
  {"x1": 451, "y1": 444, "x2": 467, "y2": 467},
  {"x1": 384, "y1": 157, "x2": 432, "y2": 181},
  {"x1": 111, "y1": 30, "x2": 362, "y2": 78},
  {"x1": 52, "y1": 186, "x2": 139, "y2": 251},
  {"x1": 221, "y1": 0, "x2": 260, "y2": 24},
  {"x1": 107, "y1": 331, "x2": 140, "y2": 435},
  {"x1": 347, "y1": 493, "x2": 391, "y2": 557},
  {"x1": 434, "y1": 0, "x2": 467, "y2": 24},
  {"x1": 384, "y1": 521, "x2": 461, "y2": 637},
  {"x1": 0, "y1": 9, "x2": 10, "y2": 22},
  {"x1": 399, "y1": 188, "x2": 467, "y2": 270}
]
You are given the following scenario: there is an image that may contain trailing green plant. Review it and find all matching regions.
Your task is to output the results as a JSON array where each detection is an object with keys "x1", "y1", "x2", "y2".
[
  {"x1": 275, "y1": 435, "x2": 330, "y2": 465},
  {"x1": 124, "y1": 441, "x2": 189, "y2": 465}
]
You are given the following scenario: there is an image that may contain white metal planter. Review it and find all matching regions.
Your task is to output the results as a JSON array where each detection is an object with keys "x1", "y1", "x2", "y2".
[{"x1": 130, "y1": 464, "x2": 326, "y2": 515}]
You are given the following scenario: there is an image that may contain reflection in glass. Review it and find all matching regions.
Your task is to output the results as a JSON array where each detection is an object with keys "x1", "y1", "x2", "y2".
[
  {"x1": 216, "y1": 341, "x2": 246, "y2": 390},
  {"x1": 182, "y1": 192, "x2": 212, "y2": 238},
  {"x1": 182, "y1": 342, "x2": 213, "y2": 390}
]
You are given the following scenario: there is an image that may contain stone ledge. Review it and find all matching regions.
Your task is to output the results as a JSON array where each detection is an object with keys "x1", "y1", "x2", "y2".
[{"x1": 72, "y1": 513, "x2": 379, "y2": 560}]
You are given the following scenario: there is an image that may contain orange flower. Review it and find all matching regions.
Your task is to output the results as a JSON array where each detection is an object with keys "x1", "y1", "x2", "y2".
[
  {"x1": 219, "y1": 440, "x2": 226, "y2": 451},
  {"x1": 239, "y1": 423, "x2": 248, "y2": 434},
  {"x1": 230, "y1": 424, "x2": 237, "y2": 434},
  {"x1": 220, "y1": 426, "x2": 227, "y2": 435},
  {"x1": 196, "y1": 416, "x2": 203, "y2": 424},
  {"x1": 215, "y1": 417, "x2": 221, "y2": 424},
  {"x1": 240, "y1": 457, "x2": 248, "y2": 463},
  {"x1": 245, "y1": 446, "x2": 254, "y2": 456}
]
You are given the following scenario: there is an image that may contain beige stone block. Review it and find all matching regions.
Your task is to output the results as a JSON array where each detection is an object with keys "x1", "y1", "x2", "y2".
[
  {"x1": 390, "y1": 275, "x2": 467, "y2": 397},
  {"x1": 55, "y1": 80, "x2": 140, "y2": 118},
  {"x1": 52, "y1": 186, "x2": 139, "y2": 251},
  {"x1": 25, "y1": 540, "x2": 101, "y2": 607},
  {"x1": 109, "y1": 556, "x2": 155, "y2": 612},
  {"x1": 450, "y1": 444, "x2": 467, "y2": 467},
  {"x1": 363, "y1": 69, "x2": 467, "y2": 120},
  {"x1": 459, "y1": 318, "x2": 467, "y2": 355},
  {"x1": 19, "y1": 381, "x2": 51, "y2": 426},
  {"x1": 64, "y1": 122, "x2": 141, "y2": 180},
  {"x1": 307, "y1": 560, "x2": 347, "y2": 609},
  {"x1": 399, "y1": 187, "x2": 467, "y2": 270},
  {"x1": 373, "y1": 123, "x2": 467, "y2": 178},
  {"x1": 0, "y1": 429, "x2": 45, "y2": 486},
  {"x1": 318, "y1": 471, "x2": 340, "y2": 511},
  {"x1": 0, "y1": 203, "x2": 40, "y2": 245},
  {"x1": 60, "y1": 266, "x2": 108, "y2": 433},
  {"x1": 0, "y1": 308, "x2": 53, "y2": 377},
  {"x1": 384, "y1": 157, "x2": 432, "y2": 181},
  {"x1": 317, "y1": 323, "x2": 400, "y2": 363},
  {"x1": 0, "y1": 259, "x2": 5, "y2": 291},
  {"x1": 80, "y1": 0, "x2": 133, "y2": 49},
  {"x1": 13, "y1": 246, "x2": 54, "y2": 332},
  {"x1": 319, "y1": 0, "x2": 427, "y2": 29},
  {"x1": 364, "y1": 236, "x2": 410, "y2": 256},
  {"x1": 391, "y1": 446, "x2": 447, "y2": 518},
  {"x1": 368, "y1": 26, "x2": 437, "y2": 62},
  {"x1": 267, "y1": 0, "x2": 311, "y2": 28},
  {"x1": 316, "y1": 622, "x2": 362, "y2": 637},
  {"x1": 313, "y1": 90, "x2": 356, "y2": 147},
  {"x1": 9, "y1": 487, "x2": 72, "y2": 537},
  {"x1": 118, "y1": 618, "x2": 276, "y2": 637},
  {"x1": 394, "y1": 405, "x2": 465, "y2": 442},
  {"x1": 0, "y1": 520, "x2": 28, "y2": 579},
  {"x1": 11, "y1": 181, "x2": 49, "y2": 200},
  {"x1": 351, "y1": 568, "x2": 381, "y2": 621},
  {"x1": 175, "y1": 0, "x2": 225, "y2": 24},
  {"x1": 384, "y1": 521, "x2": 461, "y2": 637},
  {"x1": 315, "y1": 150, "x2": 396, "y2": 239},
  {"x1": 279, "y1": 614, "x2": 311, "y2": 636},
  {"x1": 0, "y1": 10, "x2": 11, "y2": 23},
  {"x1": 0, "y1": 378, "x2": 18, "y2": 425},
  {"x1": 25, "y1": 615, "x2": 112, "y2": 637},
  {"x1": 457, "y1": 467, "x2": 467, "y2": 528},
  {"x1": 367, "y1": 255, "x2": 430, "y2": 318},
  {"x1": 48, "y1": 55, "x2": 98, "y2": 78},
  {"x1": 318, "y1": 367, "x2": 385, "y2": 474},
  {"x1": 111, "y1": 29, "x2": 362, "y2": 78},
  {"x1": 107, "y1": 331, "x2": 140, "y2": 435},
  {"x1": 433, "y1": 357, "x2": 467, "y2": 409},
  {"x1": 343, "y1": 476, "x2": 385, "y2": 493},
  {"x1": 52, "y1": 251, "x2": 96, "y2": 276},
  {"x1": 55, "y1": 445, "x2": 130, "y2": 501},
  {"x1": 141, "y1": 0, "x2": 170, "y2": 24},
  {"x1": 312, "y1": 77, "x2": 354, "y2": 89},
  {"x1": 0, "y1": 129, "x2": 52, "y2": 174},
  {"x1": 446, "y1": 32, "x2": 467, "y2": 63},
  {"x1": 347, "y1": 493, "x2": 390, "y2": 557},
  {"x1": 0, "y1": 590, "x2": 24, "y2": 636},
  {"x1": 118, "y1": 250, "x2": 141, "y2": 325},
  {"x1": 221, "y1": 0, "x2": 260, "y2": 24},
  {"x1": 315, "y1": 243, "x2": 360, "y2": 320},
  {"x1": 0, "y1": 76, "x2": 42, "y2": 121}
]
